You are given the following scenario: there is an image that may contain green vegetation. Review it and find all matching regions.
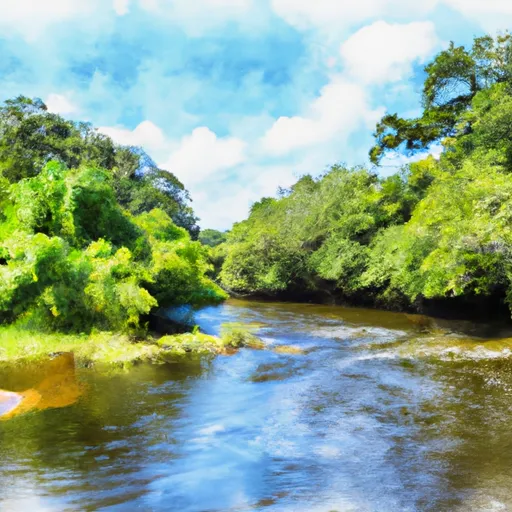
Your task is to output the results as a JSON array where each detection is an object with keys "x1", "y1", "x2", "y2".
[
  {"x1": 219, "y1": 324, "x2": 266, "y2": 350},
  {"x1": 3, "y1": 32, "x2": 512, "y2": 365},
  {"x1": 198, "y1": 229, "x2": 228, "y2": 247},
  {"x1": 0, "y1": 327, "x2": 162, "y2": 366},
  {"x1": 0, "y1": 97, "x2": 198, "y2": 236},
  {"x1": 0, "y1": 327, "x2": 263, "y2": 367},
  {"x1": 219, "y1": 33, "x2": 512, "y2": 317},
  {"x1": 369, "y1": 34, "x2": 512, "y2": 165},
  {"x1": 0, "y1": 96, "x2": 227, "y2": 362}
]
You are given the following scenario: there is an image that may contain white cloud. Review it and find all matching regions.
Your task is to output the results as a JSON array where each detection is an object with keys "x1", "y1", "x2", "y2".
[
  {"x1": 194, "y1": 160, "x2": 308, "y2": 229},
  {"x1": 163, "y1": 127, "x2": 246, "y2": 184},
  {"x1": 0, "y1": 0, "x2": 90, "y2": 23},
  {"x1": 194, "y1": 186, "x2": 255, "y2": 229},
  {"x1": 445, "y1": 0, "x2": 512, "y2": 16},
  {"x1": 140, "y1": 0, "x2": 252, "y2": 12},
  {"x1": 272, "y1": 0, "x2": 512, "y2": 33},
  {"x1": 340, "y1": 21, "x2": 439, "y2": 84},
  {"x1": 137, "y1": 0, "x2": 254, "y2": 35},
  {"x1": 113, "y1": 0, "x2": 130, "y2": 15},
  {"x1": 261, "y1": 78, "x2": 382, "y2": 155},
  {"x1": 200, "y1": 0, "x2": 251, "y2": 7},
  {"x1": 0, "y1": 0, "x2": 100, "y2": 40},
  {"x1": 45, "y1": 94, "x2": 79, "y2": 116},
  {"x1": 138, "y1": 0, "x2": 159, "y2": 9},
  {"x1": 99, "y1": 121, "x2": 167, "y2": 152},
  {"x1": 193, "y1": 144, "x2": 351, "y2": 229},
  {"x1": 444, "y1": 0, "x2": 512, "y2": 31},
  {"x1": 271, "y1": 0, "x2": 373, "y2": 30},
  {"x1": 271, "y1": 0, "x2": 438, "y2": 31},
  {"x1": 97, "y1": 122, "x2": 246, "y2": 185},
  {"x1": 0, "y1": 0, "x2": 129, "y2": 39}
]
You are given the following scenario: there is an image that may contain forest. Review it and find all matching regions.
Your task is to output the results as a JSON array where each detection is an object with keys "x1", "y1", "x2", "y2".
[
  {"x1": 217, "y1": 33, "x2": 512, "y2": 318},
  {"x1": 2, "y1": 32, "x2": 512, "y2": 351},
  {"x1": 0, "y1": 96, "x2": 226, "y2": 343}
]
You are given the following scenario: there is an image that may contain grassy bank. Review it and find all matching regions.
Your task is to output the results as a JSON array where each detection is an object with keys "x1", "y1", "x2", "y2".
[
  {"x1": 0, "y1": 328, "x2": 245, "y2": 367},
  {"x1": 0, "y1": 321, "x2": 277, "y2": 367}
]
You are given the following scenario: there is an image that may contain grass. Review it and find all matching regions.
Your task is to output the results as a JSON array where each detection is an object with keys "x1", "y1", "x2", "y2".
[
  {"x1": 0, "y1": 325, "x2": 270, "y2": 367},
  {"x1": 0, "y1": 327, "x2": 231, "y2": 367},
  {"x1": 0, "y1": 327, "x2": 159, "y2": 366}
]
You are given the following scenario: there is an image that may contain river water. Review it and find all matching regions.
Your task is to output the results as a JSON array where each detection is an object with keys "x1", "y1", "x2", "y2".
[{"x1": 2, "y1": 299, "x2": 512, "y2": 511}]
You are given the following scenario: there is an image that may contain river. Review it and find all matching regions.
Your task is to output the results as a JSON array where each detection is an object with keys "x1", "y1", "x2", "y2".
[{"x1": 2, "y1": 299, "x2": 512, "y2": 511}]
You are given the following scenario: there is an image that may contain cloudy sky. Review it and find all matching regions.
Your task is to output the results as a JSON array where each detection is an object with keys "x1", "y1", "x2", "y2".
[{"x1": 0, "y1": 0, "x2": 510, "y2": 229}]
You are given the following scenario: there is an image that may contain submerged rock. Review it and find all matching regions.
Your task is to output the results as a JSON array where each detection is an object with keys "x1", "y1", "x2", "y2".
[
  {"x1": 220, "y1": 324, "x2": 266, "y2": 350},
  {"x1": 157, "y1": 333, "x2": 227, "y2": 356},
  {"x1": 405, "y1": 314, "x2": 436, "y2": 331},
  {"x1": 272, "y1": 345, "x2": 305, "y2": 355}
]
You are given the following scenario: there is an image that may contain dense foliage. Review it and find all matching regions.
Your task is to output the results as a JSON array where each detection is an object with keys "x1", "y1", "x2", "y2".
[
  {"x1": 0, "y1": 99, "x2": 226, "y2": 333},
  {"x1": 198, "y1": 229, "x2": 228, "y2": 247},
  {"x1": 219, "y1": 33, "x2": 512, "y2": 316},
  {"x1": 0, "y1": 96, "x2": 198, "y2": 236},
  {"x1": 369, "y1": 34, "x2": 512, "y2": 165}
]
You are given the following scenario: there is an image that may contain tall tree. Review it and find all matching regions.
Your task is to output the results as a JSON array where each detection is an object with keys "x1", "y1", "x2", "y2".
[{"x1": 370, "y1": 34, "x2": 512, "y2": 165}]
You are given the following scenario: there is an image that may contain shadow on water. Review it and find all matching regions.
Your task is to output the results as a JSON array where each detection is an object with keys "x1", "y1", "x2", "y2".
[{"x1": 2, "y1": 299, "x2": 512, "y2": 510}]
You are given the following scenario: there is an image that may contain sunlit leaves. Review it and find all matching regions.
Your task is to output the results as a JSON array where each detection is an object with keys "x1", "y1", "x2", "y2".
[
  {"x1": 0, "y1": 163, "x2": 226, "y2": 332},
  {"x1": 370, "y1": 33, "x2": 512, "y2": 164}
]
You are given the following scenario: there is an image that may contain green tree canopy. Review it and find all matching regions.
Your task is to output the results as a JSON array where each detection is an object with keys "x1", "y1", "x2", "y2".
[
  {"x1": 198, "y1": 229, "x2": 228, "y2": 247},
  {"x1": 370, "y1": 34, "x2": 512, "y2": 165},
  {"x1": 0, "y1": 96, "x2": 198, "y2": 236},
  {"x1": 0, "y1": 163, "x2": 226, "y2": 333}
]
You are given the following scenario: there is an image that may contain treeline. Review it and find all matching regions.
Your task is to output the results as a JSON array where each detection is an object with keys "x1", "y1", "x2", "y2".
[
  {"x1": 0, "y1": 97, "x2": 226, "y2": 333},
  {"x1": 217, "y1": 33, "x2": 512, "y2": 317}
]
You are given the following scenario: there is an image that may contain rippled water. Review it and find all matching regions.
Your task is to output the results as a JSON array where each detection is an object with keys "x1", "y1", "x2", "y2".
[{"x1": 2, "y1": 299, "x2": 512, "y2": 511}]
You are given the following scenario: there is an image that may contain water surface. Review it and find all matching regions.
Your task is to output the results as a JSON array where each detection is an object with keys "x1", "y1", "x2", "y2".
[{"x1": 2, "y1": 299, "x2": 512, "y2": 511}]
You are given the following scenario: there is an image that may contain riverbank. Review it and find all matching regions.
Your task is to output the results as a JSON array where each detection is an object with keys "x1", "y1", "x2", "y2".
[
  {"x1": 3, "y1": 293, "x2": 511, "y2": 368},
  {"x1": 0, "y1": 326, "x2": 264, "y2": 367},
  {"x1": 224, "y1": 287, "x2": 512, "y2": 325}
]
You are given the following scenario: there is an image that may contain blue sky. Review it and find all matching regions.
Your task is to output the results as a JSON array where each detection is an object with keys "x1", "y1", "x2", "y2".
[{"x1": 0, "y1": 0, "x2": 509, "y2": 229}]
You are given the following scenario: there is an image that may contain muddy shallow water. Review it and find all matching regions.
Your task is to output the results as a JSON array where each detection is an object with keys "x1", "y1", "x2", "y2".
[{"x1": 2, "y1": 299, "x2": 512, "y2": 511}]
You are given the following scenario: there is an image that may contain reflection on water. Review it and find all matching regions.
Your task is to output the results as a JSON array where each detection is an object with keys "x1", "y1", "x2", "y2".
[
  {"x1": 0, "y1": 353, "x2": 82, "y2": 420},
  {"x1": 2, "y1": 299, "x2": 512, "y2": 510},
  {"x1": 0, "y1": 390, "x2": 22, "y2": 418}
]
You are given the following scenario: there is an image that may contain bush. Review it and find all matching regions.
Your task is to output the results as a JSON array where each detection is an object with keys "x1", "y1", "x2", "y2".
[{"x1": 0, "y1": 162, "x2": 226, "y2": 333}]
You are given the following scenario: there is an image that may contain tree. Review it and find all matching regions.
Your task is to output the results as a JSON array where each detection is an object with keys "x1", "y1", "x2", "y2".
[
  {"x1": 0, "y1": 96, "x2": 199, "y2": 236},
  {"x1": 0, "y1": 96, "x2": 115, "y2": 182},
  {"x1": 0, "y1": 162, "x2": 226, "y2": 332},
  {"x1": 199, "y1": 229, "x2": 228, "y2": 247},
  {"x1": 370, "y1": 34, "x2": 512, "y2": 165}
]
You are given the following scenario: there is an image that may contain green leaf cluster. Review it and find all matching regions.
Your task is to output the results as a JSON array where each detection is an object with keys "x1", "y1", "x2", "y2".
[
  {"x1": 370, "y1": 34, "x2": 512, "y2": 165},
  {"x1": 0, "y1": 96, "x2": 199, "y2": 236},
  {"x1": 0, "y1": 163, "x2": 226, "y2": 333}
]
